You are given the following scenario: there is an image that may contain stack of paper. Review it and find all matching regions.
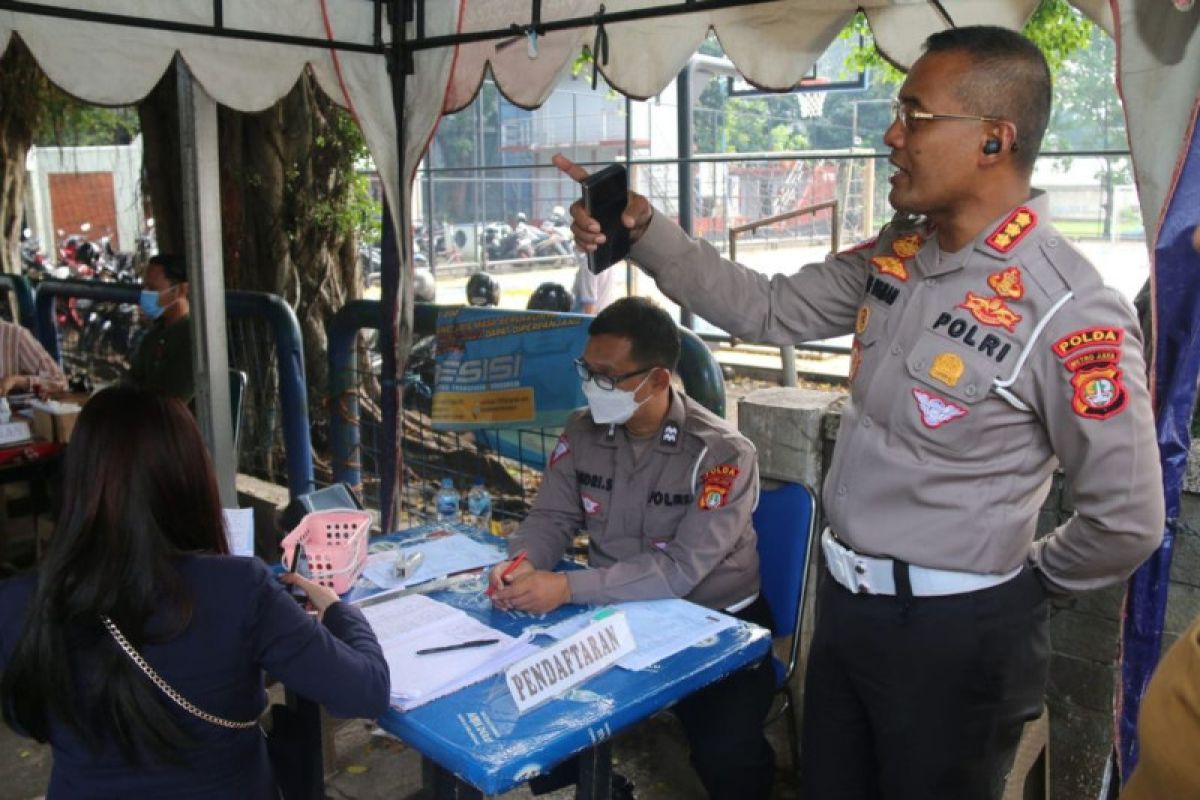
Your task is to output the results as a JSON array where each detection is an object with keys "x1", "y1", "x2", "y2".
[
  {"x1": 537, "y1": 599, "x2": 739, "y2": 671},
  {"x1": 359, "y1": 593, "x2": 538, "y2": 711},
  {"x1": 362, "y1": 533, "x2": 505, "y2": 590}
]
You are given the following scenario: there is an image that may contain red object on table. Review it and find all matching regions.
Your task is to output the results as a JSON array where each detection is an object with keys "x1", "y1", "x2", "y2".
[{"x1": 0, "y1": 441, "x2": 64, "y2": 466}]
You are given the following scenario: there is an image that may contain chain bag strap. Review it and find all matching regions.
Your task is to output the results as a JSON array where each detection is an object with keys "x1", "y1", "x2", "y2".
[{"x1": 100, "y1": 614, "x2": 261, "y2": 730}]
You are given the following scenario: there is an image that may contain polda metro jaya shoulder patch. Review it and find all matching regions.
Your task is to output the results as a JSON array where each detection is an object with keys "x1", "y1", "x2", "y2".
[
  {"x1": 1052, "y1": 327, "x2": 1124, "y2": 360},
  {"x1": 698, "y1": 464, "x2": 740, "y2": 511},
  {"x1": 1070, "y1": 366, "x2": 1128, "y2": 420}
]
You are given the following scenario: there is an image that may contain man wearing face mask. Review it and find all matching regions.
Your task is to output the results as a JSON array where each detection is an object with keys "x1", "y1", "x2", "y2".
[
  {"x1": 489, "y1": 296, "x2": 775, "y2": 799},
  {"x1": 127, "y1": 254, "x2": 193, "y2": 403}
]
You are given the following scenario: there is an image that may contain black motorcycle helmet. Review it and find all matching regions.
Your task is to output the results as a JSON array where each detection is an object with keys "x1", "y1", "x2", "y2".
[
  {"x1": 74, "y1": 240, "x2": 99, "y2": 267},
  {"x1": 526, "y1": 281, "x2": 573, "y2": 312},
  {"x1": 466, "y1": 271, "x2": 500, "y2": 307}
]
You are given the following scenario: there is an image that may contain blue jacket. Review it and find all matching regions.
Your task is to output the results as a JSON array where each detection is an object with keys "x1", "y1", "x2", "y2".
[{"x1": 0, "y1": 555, "x2": 390, "y2": 798}]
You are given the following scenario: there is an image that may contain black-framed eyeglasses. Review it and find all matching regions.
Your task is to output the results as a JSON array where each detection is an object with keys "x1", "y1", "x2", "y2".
[
  {"x1": 890, "y1": 99, "x2": 1003, "y2": 131},
  {"x1": 574, "y1": 357, "x2": 654, "y2": 392}
]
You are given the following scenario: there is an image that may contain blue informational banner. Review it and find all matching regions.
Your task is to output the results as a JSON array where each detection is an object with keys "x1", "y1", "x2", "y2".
[
  {"x1": 431, "y1": 307, "x2": 589, "y2": 432},
  {"x1": 1117, "y1": 117, "x2": 1200, "y2": 782}
]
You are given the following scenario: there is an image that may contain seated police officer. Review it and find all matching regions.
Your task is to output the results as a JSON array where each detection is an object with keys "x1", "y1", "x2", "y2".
[{"x1": 489, "y1": 296, "x2": 775, "y2": 799}]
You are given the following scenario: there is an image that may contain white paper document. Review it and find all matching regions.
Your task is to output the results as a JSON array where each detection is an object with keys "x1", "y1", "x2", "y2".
[
  {"x1": 362, "y1": 533, "x2": 506, "y2": 590},
  {"x1": 538, "y1": 599, "x2": 740, "y2": 671},
  {"x1": 223, "y1": 508, "x2": 255, "y2": 557},
  {"x1": 359, "y1": 593, "x2": 537, "y2": 711}
]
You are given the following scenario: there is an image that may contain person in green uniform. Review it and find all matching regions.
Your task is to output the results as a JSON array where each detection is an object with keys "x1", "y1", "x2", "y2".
[{"x1": 127, "y1": 254, "x2": 193, "y2": 403}]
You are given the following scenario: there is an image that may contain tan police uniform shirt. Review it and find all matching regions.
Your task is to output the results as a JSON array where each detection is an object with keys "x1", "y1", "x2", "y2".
[
  {"x1": 507, "y1": 388, "x2": 761, "y2": 610},
  {"x1": 632, "y1": 191, "x2": 1164, "y2": 593}
]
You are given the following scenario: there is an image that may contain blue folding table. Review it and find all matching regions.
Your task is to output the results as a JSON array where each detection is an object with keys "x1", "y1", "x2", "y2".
[{"x1": 350, "y1": 523, "x2": 772, "y2": 799}]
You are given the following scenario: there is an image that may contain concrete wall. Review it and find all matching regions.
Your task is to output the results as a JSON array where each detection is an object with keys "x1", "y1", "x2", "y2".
[{"x1": 738, "y1": 387, "x2": 1198, "y2": 798}]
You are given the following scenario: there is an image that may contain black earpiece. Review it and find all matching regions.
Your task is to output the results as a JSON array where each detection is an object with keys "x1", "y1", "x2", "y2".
[{"x1": 983, "y1": 138, "x2": 1002, "y2": 155}]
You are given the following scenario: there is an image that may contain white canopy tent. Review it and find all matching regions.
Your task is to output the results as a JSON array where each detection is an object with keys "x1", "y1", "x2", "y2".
[
  {"x1": 1, "y1": 2, "x2": 1197, "y2": 785},
  {"x1": 1, "y1": 0, "x2": 1191, "y2": 499}
]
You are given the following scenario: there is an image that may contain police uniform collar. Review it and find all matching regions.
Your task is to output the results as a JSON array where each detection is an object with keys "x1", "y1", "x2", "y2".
[{"x1": 655, "y1": 388, "x2": 687, "y2": 451}]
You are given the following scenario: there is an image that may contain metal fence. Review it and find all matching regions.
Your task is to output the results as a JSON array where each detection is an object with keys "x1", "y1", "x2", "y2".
[
  {"x1": 327, "y1": 302, "x2": 726, "y2": 527},
  {"x1": 31, "y1": 280, "x2": 314, "y2": 499}
]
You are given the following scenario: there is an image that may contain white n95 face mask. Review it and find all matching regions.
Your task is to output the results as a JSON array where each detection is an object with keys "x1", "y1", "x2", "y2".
[{"x1": 582, "y1": 372, "x2": 653, "y2": 425}]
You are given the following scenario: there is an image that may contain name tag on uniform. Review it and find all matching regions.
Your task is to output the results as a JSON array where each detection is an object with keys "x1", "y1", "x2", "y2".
[{"x1": 504, "y1": 611, "x2": 636, "y2": 714}]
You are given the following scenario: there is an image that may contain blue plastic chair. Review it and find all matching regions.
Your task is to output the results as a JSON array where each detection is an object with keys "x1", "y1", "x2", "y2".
[{"x1": 752, "y1": 480, "x2": 818, "y2": 780}]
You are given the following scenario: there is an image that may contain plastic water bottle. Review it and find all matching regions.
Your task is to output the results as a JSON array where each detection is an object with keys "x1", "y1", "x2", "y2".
[
  {"x1": 466, "y1": 477, "x2": 493, "y2": 533},
  {"x1": 434, "y1": 477, "x2": 461, "y2": 523}
]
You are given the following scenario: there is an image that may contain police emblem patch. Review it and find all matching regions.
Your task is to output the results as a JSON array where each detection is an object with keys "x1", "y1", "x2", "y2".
[
  {"x1": 985, "y1": 207, "x2": 1037, "y2": 253},
  {"x1": 549, "y1": 434, "x2": 571, "y2": 466},
  {"x1": 891, "y1": 233, "x2": 924, "y2": 259},
  {"x1": 849, "y1": 340, "x2": 863, "y2": 383},
  {"x1": 987, "y1": 267, "x2": 1025, "y2": 299},
  {"x1": 697, "y1": 464, "x2": 740, "y2": 511},
  {"x1": 581, "y1": 493, "x2": 602, "y2": 515},
  {"x1": 912, "y1": 388, "x2": 968, "y2": 428},
  {"x1": 855, "y1": 305, "x2": 870, "y2": 335},
  {"x1": 929, "y1": 352, "x2": 964, "y2": 388},
  {"x1": 958, "y1": 291, "x2": 1022, "y2": 333},
  {"x1": 871, "y1": 255, "x2": 910, "y2": 282},
  {"x1": 1070, "y1": 366, "x2": 1128, "y2": 420},
  {"x1": 661, "y1": 424, "x2": 679, "y2": 445}
]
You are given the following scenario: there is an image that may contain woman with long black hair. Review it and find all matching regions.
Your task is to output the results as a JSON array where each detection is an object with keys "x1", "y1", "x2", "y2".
[{"x1": 0, "y1": 386, "x2": 389, "y2": 797}]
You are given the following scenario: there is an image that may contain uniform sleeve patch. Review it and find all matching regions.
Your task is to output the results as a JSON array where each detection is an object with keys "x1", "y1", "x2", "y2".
[
  {"x1": 985, "y1": 207, "x2": 1037, "y2": 253},
  {"x1": 986, "y1": 266, "x2": 1025, "y2": 299},
  {"x1": 912, "y1": 388, "x2": 968, "y2": 428},
  {"x1": 1070, "y1": 366, "x2": 1128, "y2": 420},
  {"x1": 1052, "y1": 327, "x2": 1124, "y2": 359},
  {"x1": 697, "y1": 464, "x2": 740, "y2": 511},
  {"x1": 849, "y1": 340, "x2": 863, "y2": 383},
  {"x1": 549, "y1": 434, "x2": 571, "y2": 466},
  {"x1": 855, "y1": 305, "x2": 871, "y2": 335}
]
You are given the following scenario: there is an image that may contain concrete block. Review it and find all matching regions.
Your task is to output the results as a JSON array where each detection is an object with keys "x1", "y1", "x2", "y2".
[
  {"x1": 1171, "y1": 522, "x2": 1200, "y2": 588},
  {"x1": 1164, "y1": 582, "x2": 1200, "y2": 637},
  {"x1": 1055, "y1": 582, "x2": 1124, "y2": 622},
  {"x1": 738, "y1": 387, "x2": 842, "y2": 486},
  {"x1": 1049, "y1": 608, "x2": 1120, "y2": 664},
  {"x1": 1045, "y1": 702, "x2": 1112, "y2": 800},
  {"x1": 1047, "y1": 653, "x2": 1115, "y2": 715}
]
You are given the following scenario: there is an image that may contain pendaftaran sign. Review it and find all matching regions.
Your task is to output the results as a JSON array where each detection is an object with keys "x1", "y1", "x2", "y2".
[{"x1": 504, "y1": 611, "x2": 636, "y2": 714}]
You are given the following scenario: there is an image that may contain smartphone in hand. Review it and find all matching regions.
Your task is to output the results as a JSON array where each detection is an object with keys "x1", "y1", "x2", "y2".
[{"x1": 582, "y1": 164, "x2": 631, "y2": 274}]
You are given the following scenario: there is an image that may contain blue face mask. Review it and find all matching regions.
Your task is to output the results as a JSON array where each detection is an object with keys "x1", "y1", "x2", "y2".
[{"x1": 139, "y1": 287, "x2": 176, "y2": 320}]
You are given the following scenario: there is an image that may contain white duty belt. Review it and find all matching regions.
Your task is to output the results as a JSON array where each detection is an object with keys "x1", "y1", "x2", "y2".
[{"x1": 821, "y1": 529, "x2": 1021, "y2": 597}]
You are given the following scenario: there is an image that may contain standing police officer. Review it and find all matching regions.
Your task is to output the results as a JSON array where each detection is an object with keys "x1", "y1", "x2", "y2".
[
  {"x1": 556, "y1": 26, "x2": 1164, "y2": 800},
  {"x1": 490, "y1": 297, "x2": 775, "y2": 799}
]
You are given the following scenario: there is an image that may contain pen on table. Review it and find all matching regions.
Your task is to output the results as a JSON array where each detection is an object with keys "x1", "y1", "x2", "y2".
[
  {"x1": 415, "y1": 638, "x2": 500, "y2": 656},
  {"x1": 485, "y1": 550, "x2": 528, "y2": 597}
]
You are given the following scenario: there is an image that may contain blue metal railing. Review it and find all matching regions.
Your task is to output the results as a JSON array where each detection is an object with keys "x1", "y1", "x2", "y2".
[
  {"x1": 32, "y1": 279, "x2": 314, "y2": 499},
  {"x1": 327, "y1": 301, "x2": 726, "y2": 519},
  {"x1": 0, "y1": 275, "x2": 38, "y2": 335}
]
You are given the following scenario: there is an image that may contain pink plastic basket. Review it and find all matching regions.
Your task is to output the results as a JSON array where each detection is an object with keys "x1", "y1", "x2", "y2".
[{"x1": 280, "y1": 510, "x2": 371, "y2": 594}]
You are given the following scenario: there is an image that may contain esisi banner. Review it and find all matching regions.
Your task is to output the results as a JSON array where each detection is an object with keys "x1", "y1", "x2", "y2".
[{"x1": 431, "y1": 307, "x2": 588, "y2": 437}]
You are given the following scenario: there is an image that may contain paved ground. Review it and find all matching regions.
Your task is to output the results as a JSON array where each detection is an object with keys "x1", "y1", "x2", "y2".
[{"x1": 0, "y1": 681, "x2": 800, "y2": 799}]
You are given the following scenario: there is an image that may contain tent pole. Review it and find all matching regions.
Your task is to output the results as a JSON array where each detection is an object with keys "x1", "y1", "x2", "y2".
[
  {"x1": 676, "y1": 65, "x2": 695, "y2": 330},
  {"x1": 176, "y1": 58, "x2": 236, "y2": 505}
]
